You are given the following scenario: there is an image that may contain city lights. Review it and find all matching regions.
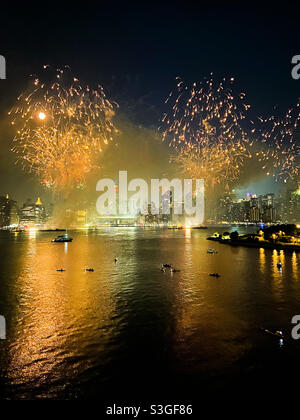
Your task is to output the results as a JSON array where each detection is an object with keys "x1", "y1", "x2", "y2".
[{"x1": 0, "y1": 1, "x2": 299, "y2": 404}]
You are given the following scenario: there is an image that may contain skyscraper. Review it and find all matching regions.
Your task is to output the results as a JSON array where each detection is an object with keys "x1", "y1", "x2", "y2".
[
  {"x1": 0, "y1": 194, "x2": 19, "y2": 228},
  {"x1": 20, "y1": 197, "x2": 46, "y2": 226}
]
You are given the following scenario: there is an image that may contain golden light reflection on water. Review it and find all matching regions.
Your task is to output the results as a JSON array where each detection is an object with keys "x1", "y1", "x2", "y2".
[
  {"x1": 184, "y1": 227, "x2": 192, "y2": 239},
  {"x1": 270, "y1": 249, "x2": 284, "y2": 298},
  {"x1": 259, "y1": 248, "x2": 266, "y2": 275},
  {"x1": 2, "y1": 229, "x2": 300, "y2": 398},
  {"x1": 7, "y1": 233, "x2": 117, "y2": 388},
  {"x1": 292, "y1": 252, "x2": 298, "y2": 281},
  {"x1": 183, "y1": 229, "x2": 193, "y2": 269}
]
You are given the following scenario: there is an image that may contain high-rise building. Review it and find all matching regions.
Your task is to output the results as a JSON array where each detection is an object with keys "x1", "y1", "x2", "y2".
[
  {"x1": 258, "y1": 193, "x2": 276, "y2": 223},
  {"x1": 277, "y1": 185, "x2": 300, "y2": 223},
  {"x1": 216, "y1": 191, "x2": 236, "y2": 223},
  {"x1": 290, "y1": 186, "x2": 300, "y2": 223},
  {"x1": 0, "y1": 194, "x2": 19, "y2": 228},
  {"x1": 20, "y1": 197, "x2": 46, "y2": 226},
  {"x1": 215, "y1": 191, "x2": 278, "y2": 224},
  {"x1": 160, "y1": 190, "x2": 173, "y2": 225},
  {"x1": 249, "y1": 206, "x2": 260, "y2": 223}
]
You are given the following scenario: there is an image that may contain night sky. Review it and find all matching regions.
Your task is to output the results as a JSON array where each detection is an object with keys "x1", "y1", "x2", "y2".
[{"x1": 0, "y1": 2, "x2": 299, "y2": 201}]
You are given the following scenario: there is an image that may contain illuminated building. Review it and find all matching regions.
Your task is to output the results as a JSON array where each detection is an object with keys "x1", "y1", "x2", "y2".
[
  {"x1": 145, "y1": 203, "x2": 158, "y2": 225},
  {"x1": 249, "y1": 206, "x2": 260, "y2": 223},
  {"x1": 0, "y1": 194, "x2": 19, "y2": 227},
  {"x1": 76, "y1": 210, "x2": 87, "y2": 226},
  {"x1": 216, "y1": 190, "x2": 236, "y2": 223},
  {"x1": 216, "y1": 192, "x2": 278, "y2": 224},
  {"x1": 159, "y1": 190, "x2": 173, "y2": 225},
  {"x1": 20, "y1": 197, "x2": 46, "y2": 226},
  {"x1": 277, "y1": 185, "x2": 300, "y2": 223}
]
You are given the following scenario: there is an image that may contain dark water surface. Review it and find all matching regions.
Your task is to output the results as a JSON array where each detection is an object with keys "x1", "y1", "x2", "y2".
[{"x1": 0, "y1": 228, "x2": 300, "y2": 400}]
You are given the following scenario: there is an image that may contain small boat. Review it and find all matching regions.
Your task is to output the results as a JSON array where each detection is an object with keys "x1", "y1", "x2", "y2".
[
  {"x1": 170, "y1": 268, "x2": 180, "y2": 273},
  {"x1": 207, "y1": 249, "x2": 218, "y2": 254},
  {"x1": 56, "y1": 269, "x2": 66, "y2": 272},
  {"x1": 86, "y1": 268, "x2": 94, "y2": 272},
  {"x1": 191, "y1": 226, "x2": 208, "y2": 229},
  {"x1": 277, "y1": 263, "x2": 282, "y2": 269},
  {"x1": 40, "y1": 229, "x2": 66, "y2": 232},
  {"x1": 162, "y1": 264, "x2": 172, "y2": 268},
  {"x1": 11, "y1": 227, "x2": 25, "y2": 233},
  {"x1": 209, "y1": 273, "x2": 221, "y2": 278},
  {"x1": 168, "y1": 226, "x2": 183, "y2": 230},
  {"x1": 52, "y1": 234, "x2": 73, "y2": 243}
]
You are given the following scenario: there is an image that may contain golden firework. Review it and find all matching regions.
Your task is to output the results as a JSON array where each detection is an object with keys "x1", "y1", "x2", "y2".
[
  {"x1": 160, "y1": 75, "x2": 252, "y2": 187},
  {"x1": 258, "y1": 102, "x2": 300, "y2": 183},
  {"x1": 10, "y1": 66, "x2": 119, "y2": 191}
]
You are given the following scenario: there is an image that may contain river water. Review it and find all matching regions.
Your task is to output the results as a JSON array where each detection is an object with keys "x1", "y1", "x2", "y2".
[{"x1": 0, "y1": 228, "x2": 300, "y2": 400}]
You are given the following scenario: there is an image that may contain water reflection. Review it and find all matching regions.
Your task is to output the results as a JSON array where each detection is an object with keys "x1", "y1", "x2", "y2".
[
  {"x1": 259, "y1": 248, "x2": 266, "y2": 275},
  {"x1": 292, "y1": 252, "x2": 298, "y2": 281},
  {"x1": 4, "y1": 232, "x2": 118, "y2": 396},
  {"x1": 1, "y1": 228, "x2": 300, "y2": 399},
  {"x1": 271, "y1": 250, "x2": 284, "y2": 298}
]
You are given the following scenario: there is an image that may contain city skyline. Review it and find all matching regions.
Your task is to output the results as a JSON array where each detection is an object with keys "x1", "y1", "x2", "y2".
[
  {"x1": 1, "y1": 183, "x2": 299, "y2": 229},
  {"x1": 1, "y1": 1, "x2": 300, "y2": 404},
  {"x1": 0, "y1": 5, "x2": 299, "y2": 202}
]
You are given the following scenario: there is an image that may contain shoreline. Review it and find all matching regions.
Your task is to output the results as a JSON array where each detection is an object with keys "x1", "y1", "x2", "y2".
[{"x1": 208, "y1": 238, "x2": 300, "y2": 252}]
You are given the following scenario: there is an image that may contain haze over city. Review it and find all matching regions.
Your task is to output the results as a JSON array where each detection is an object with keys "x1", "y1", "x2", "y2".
[
  {"x1": 0, "y1": 1, "x2": 300, "y2": 406},
  {"x1": 0, "y1": 4, "x2": 299, "y2": 207}
]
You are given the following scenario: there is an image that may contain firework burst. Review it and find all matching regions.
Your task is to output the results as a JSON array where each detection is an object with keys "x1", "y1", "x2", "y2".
[
  {"x1": 257, "y1": 101, "x2": 300, "y2": 183},
  {"x1": 160, "y1": 75, "x2": 253, "y2": 186},
  {"x1": 10, "y1": 66, "x2": 118, "y2": 191}
]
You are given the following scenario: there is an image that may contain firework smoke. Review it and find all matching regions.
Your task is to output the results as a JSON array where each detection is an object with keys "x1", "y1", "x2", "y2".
[
  {"x1": 10, "y1": 66, "x2": 118, "y2": 191},
  {"x1": 160, "y1": 75, "x2": 253, "y2": 187}
]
